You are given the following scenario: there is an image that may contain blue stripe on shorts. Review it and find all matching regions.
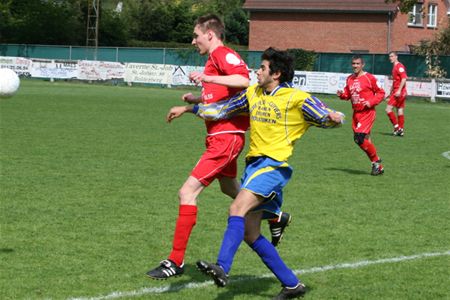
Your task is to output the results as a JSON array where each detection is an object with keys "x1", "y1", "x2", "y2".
[{"x1": 241, "y1": 156, "x2": 293, "y2": 219}]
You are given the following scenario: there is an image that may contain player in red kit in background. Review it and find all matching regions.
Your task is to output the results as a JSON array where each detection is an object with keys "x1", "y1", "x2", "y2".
[
  {"x1": 337, "y1": 55, "x2": 385, "y2": 176},
  {"x1": 386, "y1": 51, "x2": 407, "y2": 137},
  {"x1": 146, "y1": 14, "x2": 291, "y2": 280}
]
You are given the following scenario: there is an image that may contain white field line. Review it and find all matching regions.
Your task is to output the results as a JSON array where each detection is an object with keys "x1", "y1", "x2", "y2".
[
  {"x1": 69, "y1": 250, "x2": 450, "y2": 300},
  {"x1": 442, "y1": 151, "x2": 450, "y2": 160}
]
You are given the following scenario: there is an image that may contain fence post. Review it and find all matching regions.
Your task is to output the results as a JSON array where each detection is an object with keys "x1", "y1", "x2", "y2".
[
  {"x1": 430, "y1": 79, "x2": 436, "y2": 103},
  {"x1": 372, "y1": 54, "x2": 375, "y2": 74},
  {"x1": 163, "y1": 48, "x2": 166, "y2": 65}
]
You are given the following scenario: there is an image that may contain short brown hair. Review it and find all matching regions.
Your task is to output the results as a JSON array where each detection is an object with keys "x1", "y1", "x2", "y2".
[
  {"x1": 195, "y1": 14, "x2": 225, "y2": 40},
  {"x1": 351, "y1": 54, "x2": 365, "y2": 64}
]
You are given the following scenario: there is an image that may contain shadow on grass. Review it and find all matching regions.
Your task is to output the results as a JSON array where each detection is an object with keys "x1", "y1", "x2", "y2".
[
  {"x1": 214, "y1": 276, "x2": 280, "y2": 299},
  {"x1": 324, "y1": 167, "x2": 368, "y2": 175},
  {"x1": 211, "y1": 275, "x2": 313, "y2": 299},
  {"x1": 150, "y1": 263, "x2": 303, "y2": 299},
  {"x1": 0, "y1": 248, "x2": 14, "y2": 253},
  {"x1": 378, "y1": 131, "x2": 394, "y2": 136}
]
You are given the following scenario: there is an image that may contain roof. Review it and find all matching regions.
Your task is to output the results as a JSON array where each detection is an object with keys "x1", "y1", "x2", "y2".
[{"x1": 243, "y1": 0, "x2": 399, "y2": 13}]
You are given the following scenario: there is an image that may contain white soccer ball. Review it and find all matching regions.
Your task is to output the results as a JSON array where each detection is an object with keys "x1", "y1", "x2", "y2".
[{"x1": 0, "y1": 68, "x2": 20, "y2": 98}]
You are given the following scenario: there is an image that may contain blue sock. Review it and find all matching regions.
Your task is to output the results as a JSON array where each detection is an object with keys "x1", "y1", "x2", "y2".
[
  {"x1": 250, "y1": 235, "x2": 299, "y2": 287},
  {"x1": 216, "y1": 216, "x2": 245, "y2": 274}
]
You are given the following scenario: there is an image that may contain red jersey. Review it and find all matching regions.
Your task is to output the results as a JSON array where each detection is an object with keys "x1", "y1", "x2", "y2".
[
  {"x1": 202, "y1": 46, "x2": 249, "y2": 135},
  {"x1": 392, "y1": 62, "x2": 407, "y2": 92},
  {"x1": 339, "y1": 72, "x2": 385, "y2": 112}
]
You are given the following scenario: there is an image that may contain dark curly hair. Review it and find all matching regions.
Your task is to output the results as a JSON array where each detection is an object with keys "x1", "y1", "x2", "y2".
[{"x1": 261, "y1": 47, "x2": 294, "y2": 83}]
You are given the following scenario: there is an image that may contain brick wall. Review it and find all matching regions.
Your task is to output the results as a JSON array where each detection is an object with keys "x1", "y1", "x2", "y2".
[
  {"x1": 247, "y1": 0, "x2": 449, "y2": 53},
  {"x1": 248, "y1": 12, "x2": 389, "y2": 52},
  {"x1": 390, "y1": 3, "x2": 449, "y2": 52}
]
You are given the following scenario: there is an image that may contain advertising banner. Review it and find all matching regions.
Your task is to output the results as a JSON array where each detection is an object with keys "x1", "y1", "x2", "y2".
[
  {"x1": 0, "y1": 56, "x2": 32, "y2": 77},
  {"x1": 78, "y1": 60, "x2": 125, "y2": 80},
  {"x1": 124, "y1": 63, "x2": 171, "y2": 84}
]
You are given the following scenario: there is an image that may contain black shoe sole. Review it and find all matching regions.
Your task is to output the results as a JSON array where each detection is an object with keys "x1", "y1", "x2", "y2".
[
  {"x1": 146, "y1": 273, "x2": 184, "y2": 280},
  {"x1": 196, "y1": 261, "x2": 227, "y2": 287}
]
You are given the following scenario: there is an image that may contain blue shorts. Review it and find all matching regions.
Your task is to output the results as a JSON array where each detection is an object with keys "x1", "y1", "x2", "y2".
[{"x1": 241, "y1": 156, "x2": 293, "y2": 219}]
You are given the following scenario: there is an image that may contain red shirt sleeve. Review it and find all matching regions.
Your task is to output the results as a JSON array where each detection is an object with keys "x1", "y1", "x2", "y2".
[
  {"x1": 339, "y1": 76, "x2": 352, "y2": 100},
  {"x1": 209, "y1": 47, "x2": 249, "y2": 78},
  {"x1": 367, "y1": 74, "x2": 385, "y2": 106},
  {"x1": 396, "y1": 63, "x2": 408, "y2": 80}
]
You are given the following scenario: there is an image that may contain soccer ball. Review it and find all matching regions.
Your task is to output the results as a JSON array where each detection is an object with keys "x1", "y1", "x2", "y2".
[{"x1": 0, "y1": 68, "x2": 20, "y2": 98}]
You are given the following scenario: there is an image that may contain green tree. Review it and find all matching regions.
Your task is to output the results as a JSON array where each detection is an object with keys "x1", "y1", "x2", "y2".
[
  {"x1": 123, "y1": 0, "x2": 194, "y2": 44},
  {"x1": 193, "y1": 0, "x2": 248, "y2": 45},
  {"x1": 98, "y1": 9, "x2": 128, "y2": 46},
  {"x1": 0, "y1": 0, "x2": 249, "y2": 47},
  {"x1": 1, "y1": 0, "x2": 85, "y2": 45},
  {"x1": 411, "y1": 23, "x2": 450, "y2": 78}
]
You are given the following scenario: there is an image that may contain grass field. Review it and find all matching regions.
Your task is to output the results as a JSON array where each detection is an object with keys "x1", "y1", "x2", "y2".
[{"x1": 1, "y1": 79, "x2": 449, "y2": 300}]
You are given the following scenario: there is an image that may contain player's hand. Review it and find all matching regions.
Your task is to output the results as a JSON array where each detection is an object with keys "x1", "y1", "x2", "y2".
[
  {"x1": 189, "y1": 71, "x2": 205, "y2": 86},
  {"x1": 395, "y1": 91, "x2": 401, "y2": 98},
  {"x1": 336, "y1": 90, "x2": 343, "y2": 97},
  {"x1": 182, "y1": 93, "x2": 200, "y2": 104},
  {"x1": 166, "y1": 106, "x2": 188, "y2": 123},
  {"x1": 328, "y1": 111, "x2": 345, "y2": 124},
  {"x1": 361, "y1": 100, "x2": 371, "y2": 108}
]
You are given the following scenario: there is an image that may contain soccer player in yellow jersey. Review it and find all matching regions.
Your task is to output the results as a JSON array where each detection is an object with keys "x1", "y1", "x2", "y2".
[{"x1": 167, "y1": 47, "x2": 344, "y2": 299}]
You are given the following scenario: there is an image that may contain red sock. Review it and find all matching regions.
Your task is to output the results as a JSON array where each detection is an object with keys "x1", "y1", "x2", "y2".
[
  {"x1": 387, "y1": 111, "x2": 397, "y2": 127},
  {"x1": 168, "y1": 205, "x2": 198, "y2": 266},
  {"x1": 398, "y1": 115, "x2": 404, "y2": 129},
  {"x1": 360, "y1": 139, "x2": 379, "y2": 162}
]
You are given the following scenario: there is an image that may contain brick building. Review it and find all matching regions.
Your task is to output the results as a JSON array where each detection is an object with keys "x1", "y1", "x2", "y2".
[{"x1": 243, "y1": 0, "x2": 450, "y2": 53}]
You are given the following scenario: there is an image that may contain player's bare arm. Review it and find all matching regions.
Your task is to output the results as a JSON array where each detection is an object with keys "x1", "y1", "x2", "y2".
[
  {"x1": 189, "y1": 71, "x2": 249, "y2": 88},
  {"x1": 166, "y1": 105, "x2": 194, "y2": 123},
  {"x1": 204, "y1": 74, "x2": 249, "y2": 88},
  {"x1": 182, "y1": 92, "x2": 202, "y2": 104}
]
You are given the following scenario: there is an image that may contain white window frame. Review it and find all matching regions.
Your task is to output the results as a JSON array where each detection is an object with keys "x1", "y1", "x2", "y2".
[
  {"x1": 408, "y1": 3, "x2": 424, "y2": 26},
  {"x1": 427, "y1": 4, "x2": 438, "y2": 28}
]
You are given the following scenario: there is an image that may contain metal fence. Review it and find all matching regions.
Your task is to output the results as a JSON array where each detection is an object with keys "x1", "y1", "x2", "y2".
[{"x1": 1, "y1": 44, "x2": 449, "y2": 78}]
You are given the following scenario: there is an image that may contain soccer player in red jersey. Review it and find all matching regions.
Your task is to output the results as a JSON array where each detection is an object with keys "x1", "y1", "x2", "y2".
[
  {"x1": 337, "y1": 55, "x2": 385, "y2": 175},
  {"x1": 146, "y1": 14, "x2": 290, "y2": 280},
  {"x1": 386, "y1": 51, "x2": 407, "y2": 137}
]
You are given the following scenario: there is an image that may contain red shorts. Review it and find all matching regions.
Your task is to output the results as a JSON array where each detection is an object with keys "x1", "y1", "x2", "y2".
[
  {"x1": 352, "y1": 110, "x2": 376, "y2": 134},
  {"x1": 388, "y1": 91, "x2": 407, "y2": 108},
  {"x1": 191, "y1": 133, "x2": 245, "y2": 186}
]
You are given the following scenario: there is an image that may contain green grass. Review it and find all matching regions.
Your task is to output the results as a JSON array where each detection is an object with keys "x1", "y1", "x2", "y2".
[{"x1": 1, "y1": 79, "x2": 449, "y2": 300}]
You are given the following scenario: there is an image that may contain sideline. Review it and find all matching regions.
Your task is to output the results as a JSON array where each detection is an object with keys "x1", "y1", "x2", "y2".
[{"x1": 69, "y1": 250, "x2": 450, "y2": 300}]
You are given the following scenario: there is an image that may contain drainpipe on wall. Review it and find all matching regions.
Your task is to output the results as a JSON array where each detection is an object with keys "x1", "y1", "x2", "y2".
[{"x1": 387, "y1": 11, "x2": 392, "y2": 53}]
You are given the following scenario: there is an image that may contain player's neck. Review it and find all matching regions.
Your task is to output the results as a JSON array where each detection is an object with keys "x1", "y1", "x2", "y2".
[
  {"x1": 208, "y1": 40, "x2": 224, "y2": 54},
  {"x1": 354, "y1": 71, "x2": 365, "y2": 77},
  {"x1": 263, "y1": 81, "x2": 280, "y2": 94}
]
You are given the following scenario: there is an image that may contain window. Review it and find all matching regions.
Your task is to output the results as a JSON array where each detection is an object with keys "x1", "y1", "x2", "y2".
[
  {"x1": 427, "y1": 4, "x2": 437, "y2": 27},
  {"x1": 408, "y1": 3, "x2": 423, "y2": 26}
]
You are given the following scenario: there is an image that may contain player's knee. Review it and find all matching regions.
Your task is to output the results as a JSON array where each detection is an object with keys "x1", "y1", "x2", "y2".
[
  {"x1": 354, "y1": 133, "x2": 366, "y2": 145},
  {"x1": 178, "y1": 187, "x2": 197, "y2": 205},
  {"x1": 243, "y1": 231, "x2": 259, "y2": 245},
  {"x1": 229, "y1": 202, "x2": 246, "y2": 217}
]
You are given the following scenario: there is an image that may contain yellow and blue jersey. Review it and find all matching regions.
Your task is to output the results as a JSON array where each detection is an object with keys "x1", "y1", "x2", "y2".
[{"x1": 193, "y1": 82, "x2": 342, "y2": 162}]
